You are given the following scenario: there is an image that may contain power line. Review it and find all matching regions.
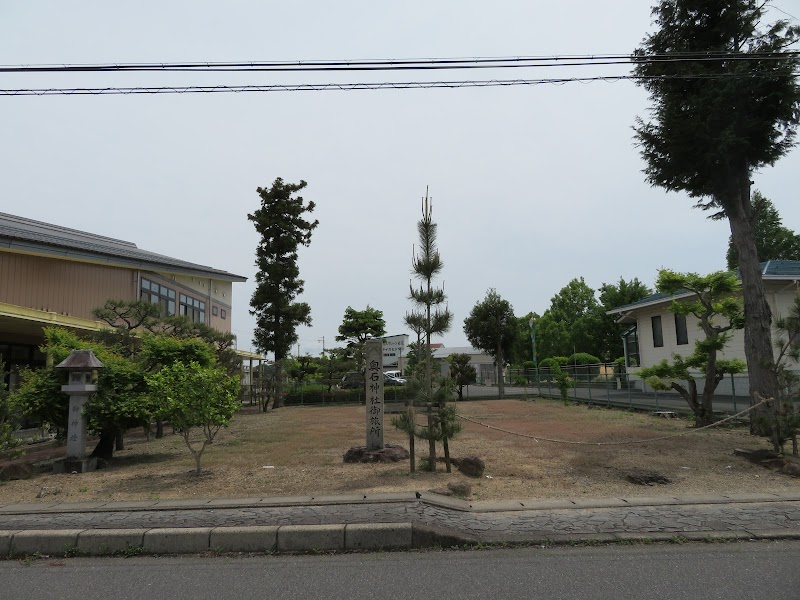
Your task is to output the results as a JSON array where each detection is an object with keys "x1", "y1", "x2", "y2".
[
  {"x1": 2, "y1": 71, "x2": 797, "y2": 96},
  {"x1": 0, "y1": 51, "x2": 797, "y2": 74}
]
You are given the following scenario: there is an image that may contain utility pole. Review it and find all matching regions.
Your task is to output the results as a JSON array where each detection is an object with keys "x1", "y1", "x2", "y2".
[{"x1": 318, "y1": 336, "x2": 325, "y2": 354}]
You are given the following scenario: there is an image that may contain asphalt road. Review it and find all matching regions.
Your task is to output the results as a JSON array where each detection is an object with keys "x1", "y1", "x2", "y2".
[{"x1": 2, "y1": 541, "x2": 798, "y2": 600}]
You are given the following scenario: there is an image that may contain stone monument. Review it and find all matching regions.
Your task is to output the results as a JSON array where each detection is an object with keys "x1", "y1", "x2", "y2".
[
  {"x1": 364, "y1": 339, "x2": 384, "y2": 451},
  {"x1": 53, "y1": 349, "x2": 104, "y2": 474}
]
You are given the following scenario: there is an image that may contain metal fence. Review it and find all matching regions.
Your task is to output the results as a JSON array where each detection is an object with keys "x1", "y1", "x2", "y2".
[{"x1": 501, "y1": 365, "x2": 799, "y2": 416}]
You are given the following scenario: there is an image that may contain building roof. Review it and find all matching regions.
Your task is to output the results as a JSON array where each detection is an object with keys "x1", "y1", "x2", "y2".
[
  {"x1": 0, "y1": 212, "x2": 246, "y2": 282},
  {"x1": 607, "y1": 261, "x2": 800, "y2": 316},
  {"x1": 431, "y1": 346, "x2": 486, "y2": 358}
]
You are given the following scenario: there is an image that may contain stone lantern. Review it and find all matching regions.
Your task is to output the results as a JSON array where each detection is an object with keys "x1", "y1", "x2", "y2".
[{"x1": 53, "y1": 349, "x2": 104, "y2": 474}]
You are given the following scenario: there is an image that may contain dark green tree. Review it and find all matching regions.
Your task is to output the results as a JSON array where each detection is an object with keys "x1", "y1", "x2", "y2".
[
  {"x1": 633, "y1": 1, "x2": 800, "y2": 429},
  {"x1": 336, "y1": 305, "x2": 386, "y2": 367},
  {"x1": 463, "y1": 289, "x2": 517, "y2": 399},
  {"x1": 447, "y1": 353, "x2": 477, "y2": 400},
  {"x1": 508, "y1": 312, "x2": 537, "y2": 366},
  {"x1": 639, "y1": 270, "x2": 745, "y2": 426},
  {"x1": 597, "y1": 277, "x2": 653, "y2": 361},
  {"x1": 726, "y1": 192, "x2": 800, "y2": 270},
  {"x1": 249, "y1": 178, "x2": 318, "y2": 408},
  {"x1": 537, "y1": 278, "x2": 605, "y2": 360},
  {"x1": 317, "y1": 347, "x2": 355, "y2": 397}
]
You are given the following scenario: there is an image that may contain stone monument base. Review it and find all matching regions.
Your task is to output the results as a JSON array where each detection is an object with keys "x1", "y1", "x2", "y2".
[{"x1": 53, "y1": 456, "x2": 98, "y2": 474}]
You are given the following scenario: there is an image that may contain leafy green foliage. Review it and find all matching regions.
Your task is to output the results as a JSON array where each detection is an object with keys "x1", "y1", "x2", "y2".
[
  {"x1": 639, "y1": 270, "x2": 745, "y2": 426},
  {"x1": 463, "y1": 289, "x2": 517, "y2": 398},
  {"x1": 315, "y1": 347, "x2": 354, "y2": 396},
  {"x1": 139, "y1": 334, "x2": 215, "y2": 371},
  {"x1": 447, "y1": 353, "x2": 477, "y2": 400},
  {"x1": 597, "y1": 277, "x2": 653, "y2": 360},
  {"x1": 249, "y1": 177, "x2": 318, "y2": 408},
  {"x1": 336, "y1": 306, "x2": 386, "y2": 345},
  {"x1": 765, "y1": 295, "x2": 800, "y2": 454},
  {"x1": 0, "y1": 358, "x2": 22, "y2": 457},
  {"x1": 726, "y1": 192, "x2": 800, "y2": 270},
  {"x1": 11, "y1": 320, "x2": 230, "y2": 458},
  {"x1": 550, "y1": 363, "x2": 573, "y2": 405},
  {"x1": 146, "y1": 361, "x2": 239, "y2": 474},
  {"x1": 92, "y1": 299, "x2": 162, "y2": 357},
  {"x1": 536, "y1": 278, "x2": 605, "y2": 360},
  {"x1": 288, "y1": 355, "x2": 318, "y2": 387},
  {"x1": 336, "y1": 305, "x2": 386, "y2": 366},
  {"x1": 508, "y1": 313, "x2": 537, "y2": 366}
]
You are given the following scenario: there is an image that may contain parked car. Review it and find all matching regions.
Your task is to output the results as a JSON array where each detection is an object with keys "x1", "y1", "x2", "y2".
[
  {"x1": 384, "y1": 374, "x2": 406, "y2": 386},
  {"x1": 339, "y1": 371, "x2": 364, "y2": 389}
]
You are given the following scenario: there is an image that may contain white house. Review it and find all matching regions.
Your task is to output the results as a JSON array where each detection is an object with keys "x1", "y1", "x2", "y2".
[
  {"x1": 431, "y1": 346, "x2": 500, "y2": 383},
  {"x1": 607, "y1": 260, "x2": 800, "y2": 392}
]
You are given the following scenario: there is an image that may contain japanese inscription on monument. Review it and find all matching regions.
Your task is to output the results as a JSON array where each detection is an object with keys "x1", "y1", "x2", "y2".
[{"x1": 364, "y1": 339, "x2": 384, "y2": 450}]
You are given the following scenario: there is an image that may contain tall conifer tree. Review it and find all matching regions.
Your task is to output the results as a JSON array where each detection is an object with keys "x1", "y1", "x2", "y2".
[
  {"x1": 633, "y1": 1, "x2": 799, "y2": 429},
  {"x1": 249, "y1": 178, "x2": 318, "y2": 409},
  {"x1": 405, "y1": 188, "x2": 453, "y2": 470}
]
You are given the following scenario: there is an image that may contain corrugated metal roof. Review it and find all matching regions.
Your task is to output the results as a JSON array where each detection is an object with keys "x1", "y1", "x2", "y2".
[{"x1": 0, "y1": 212, "x2": 246, "y2": 282}]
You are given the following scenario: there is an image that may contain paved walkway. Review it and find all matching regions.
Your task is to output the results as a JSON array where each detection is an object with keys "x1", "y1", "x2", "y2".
[{"x1": 2, "y1": 491, "x2": 800, "y2": 545}]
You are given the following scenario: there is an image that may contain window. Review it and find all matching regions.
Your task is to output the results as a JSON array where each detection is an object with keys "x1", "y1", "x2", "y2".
[
  {"x1": 221, "y1": 309, "x2": 227, "y2": 320},
  {"x1": 651, "y1": 316, "x2": 664, "y2": 348},
  {"x1": 212, "y1": 306, "x2": 219, "y2": 317},
  {"x1": 179, "y1": 293, "x2": 206, "y2": 324},
  {"x1": 675, "y1": 314, "x2": 688, "y2": 345},
  {"x1": 140, "y1": 278, "x2": 176, "y2": 316}
]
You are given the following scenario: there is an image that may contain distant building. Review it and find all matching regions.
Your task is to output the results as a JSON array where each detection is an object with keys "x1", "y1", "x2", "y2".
[
  {"x1": 432, "y1": 346, "x2": 499, "y2": 383},
  {"x1": 0, "y1": 212, "x2": 249, "y2": 388},
  {"x1": 381, "y1": 334, "x2": 409, "y2": 372},
  {"x1": 606, "y1": 260, "x2": 800, "y2": 393}
]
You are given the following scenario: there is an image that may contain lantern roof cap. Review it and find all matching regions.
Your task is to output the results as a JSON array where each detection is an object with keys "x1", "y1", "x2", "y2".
[{"x1": 55, "y1": 349, "x2": 104, "y2": 370}]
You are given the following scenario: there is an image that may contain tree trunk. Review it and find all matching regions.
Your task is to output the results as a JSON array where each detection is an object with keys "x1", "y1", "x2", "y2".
[
  {"x1": 91, "y1": 427, "x2": 115, "y2": 459},
  {"x1": 442, "y1": 433, "x2": 451, "y2": 473},
  {"x1": 496, "y1": 338, "x2": 505, "y2": 399},
  {"x1": 273, "y1": 359, "x2": 285, "y2": 409},
  {"x1": 409, "y1": 429, "x2": 416, "y2": 473},
  {"x1": 155, "y1": 419, "x2": 164, "y2": 439},
  {"x1": 727, "y1": 186, "x2": 780, "y2": 434},
  {"x1": 427, "y1": 408, "x2": 436, "y2": 471},
  {"x1": 114, "y1": 430, "x2": 125, "y2": 451}
]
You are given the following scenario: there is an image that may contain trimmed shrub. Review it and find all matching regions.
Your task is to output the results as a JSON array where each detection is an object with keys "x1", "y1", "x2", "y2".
[{"x1": 566, "y1": 353, "x2": 601, "y2": 376}]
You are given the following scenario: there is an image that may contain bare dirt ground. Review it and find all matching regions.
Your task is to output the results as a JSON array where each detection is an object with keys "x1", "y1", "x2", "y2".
[{"x1": 1, "y1": 398, "x2": 797, "y2": 504}]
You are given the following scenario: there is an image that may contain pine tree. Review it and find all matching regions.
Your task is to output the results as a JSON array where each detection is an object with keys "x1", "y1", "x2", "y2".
[{"x1": 404, "y1": 188, "x2": 454, "y2": 472}]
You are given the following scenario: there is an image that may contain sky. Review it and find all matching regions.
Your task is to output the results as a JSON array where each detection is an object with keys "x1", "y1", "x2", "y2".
[{"x1": 1, "y1": 1, "x2": 799, "y2": 357}]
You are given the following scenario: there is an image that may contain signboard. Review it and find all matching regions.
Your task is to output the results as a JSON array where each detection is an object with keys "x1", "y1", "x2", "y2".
[{"x1": 365, "y1": 339, "x2": 385, "y2": 450}]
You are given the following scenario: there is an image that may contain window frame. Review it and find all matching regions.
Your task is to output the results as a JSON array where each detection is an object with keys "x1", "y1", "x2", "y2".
[
  {"x1": 675, "y1": 313, "x2": 689, "y2": 346},
  {"x1": 651, "y1": 315, "x2": 664, "y2": 348}
]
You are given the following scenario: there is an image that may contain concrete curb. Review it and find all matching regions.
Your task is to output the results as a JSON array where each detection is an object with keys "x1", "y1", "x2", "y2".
[
  {"x1": 2, "y1": 491, "x2": 799, "y2": 516},
  {"x1": 1, "y1": 523, "x2": 799, "y2": 557},
  {"x1": 0, "y1": 523, "x2": 417, "y2": 557}
]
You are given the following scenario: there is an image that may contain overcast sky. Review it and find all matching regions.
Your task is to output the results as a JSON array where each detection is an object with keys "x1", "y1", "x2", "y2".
[{"x1": 2, "y1": 1, "x2": 799, "y2": 357}]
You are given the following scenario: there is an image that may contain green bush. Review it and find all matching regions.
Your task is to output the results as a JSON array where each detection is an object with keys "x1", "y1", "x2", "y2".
[
  {"x1": 539, "y1": 357, "x2": 567, "y2": 369},
  {"x1": 566, "y1": 353, "x2": 601, "y2": 376}
]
